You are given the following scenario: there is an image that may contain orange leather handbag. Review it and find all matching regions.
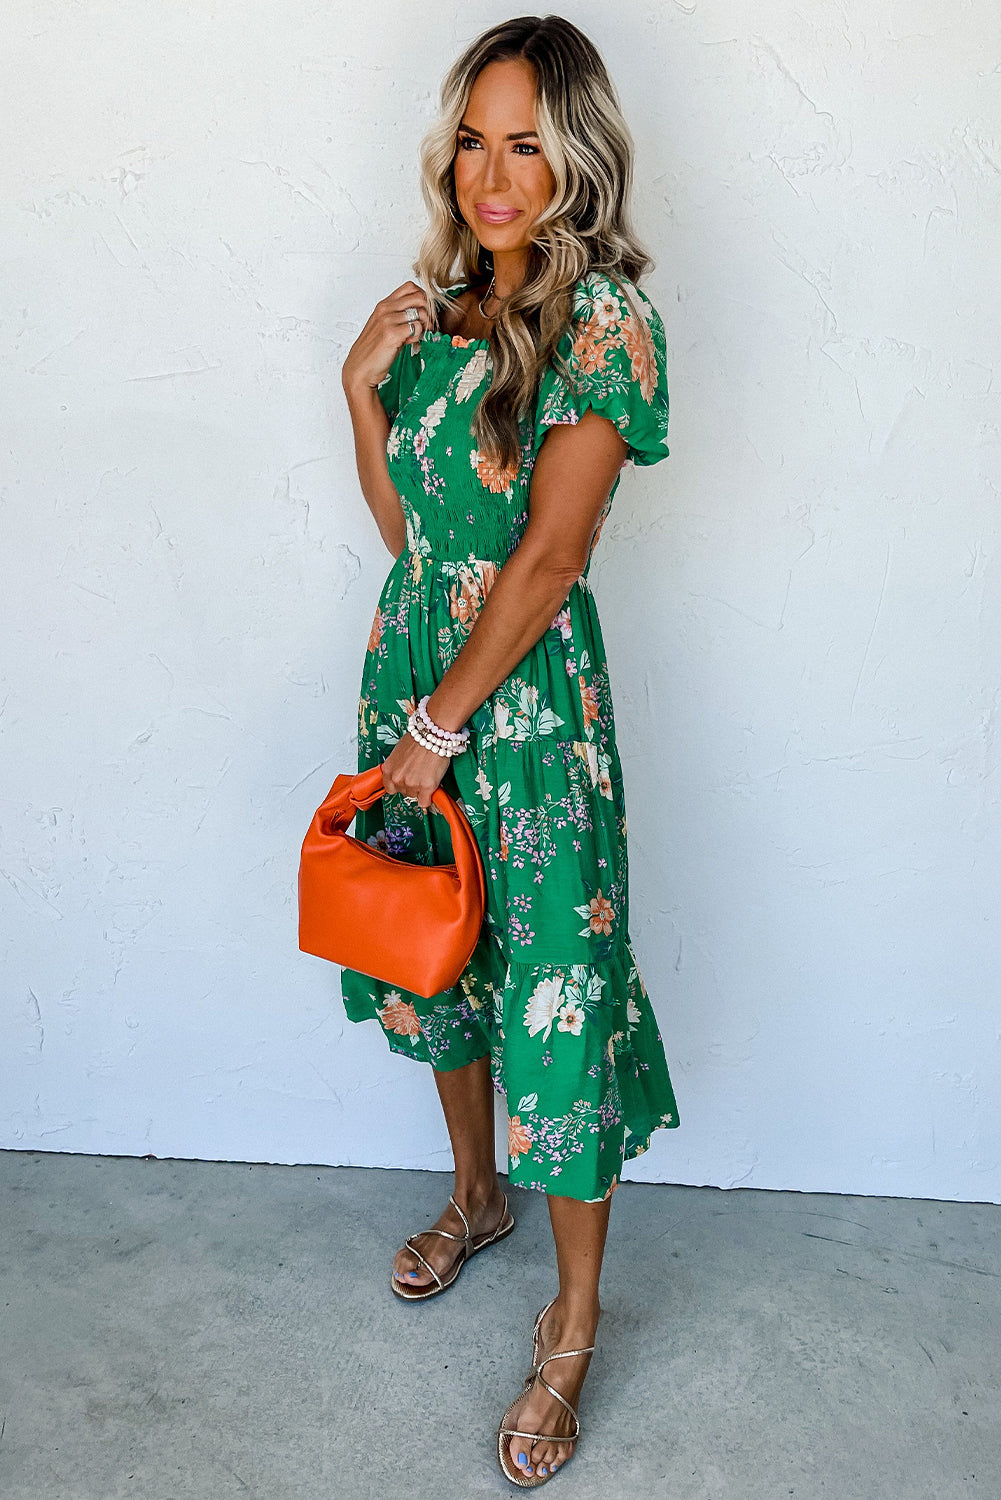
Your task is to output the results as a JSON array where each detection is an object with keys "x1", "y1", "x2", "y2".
[{"x1": 297, "y1": 764, "x2": 486, "y2": 999}]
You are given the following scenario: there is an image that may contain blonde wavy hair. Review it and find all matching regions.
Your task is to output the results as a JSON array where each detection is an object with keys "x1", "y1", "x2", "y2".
[{"x1": 413, "y1": 15, "x2": 656, "y2": 471}]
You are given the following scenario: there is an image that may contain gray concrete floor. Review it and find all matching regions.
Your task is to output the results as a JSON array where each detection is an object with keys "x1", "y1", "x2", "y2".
[{"x1": 0, "y1": 1152, "x2": 998, "y2": 1500}]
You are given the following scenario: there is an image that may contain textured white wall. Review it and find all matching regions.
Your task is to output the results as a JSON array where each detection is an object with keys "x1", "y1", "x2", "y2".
[{"x1": 2, "y1": 4, "x2": 999, "y2": 1202}]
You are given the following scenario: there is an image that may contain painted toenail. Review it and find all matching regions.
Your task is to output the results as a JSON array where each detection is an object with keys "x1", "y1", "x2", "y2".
[
  {"x1": 517, "y1": 1452, "x2": 527, "y2": 1465},
  {"x1": 407, "y1": 1271, "x2": 418, "y2": 1278},
  {"x1": 540, "y1": 1466, "x2": 548, "y2": 1475}
]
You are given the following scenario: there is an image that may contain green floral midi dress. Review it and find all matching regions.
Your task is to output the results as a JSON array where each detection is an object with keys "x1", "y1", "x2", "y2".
[{"x1": 340, "y1": 268, "x2": 680, "y2": 1202}]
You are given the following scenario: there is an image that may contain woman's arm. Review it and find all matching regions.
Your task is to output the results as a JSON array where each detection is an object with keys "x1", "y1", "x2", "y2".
[
  {"x1": 341, "y1": 281, "x2": 432, "y2": 558},
  {"x1": 426, "y1": 409, "x2": 627, "y2": 732}
]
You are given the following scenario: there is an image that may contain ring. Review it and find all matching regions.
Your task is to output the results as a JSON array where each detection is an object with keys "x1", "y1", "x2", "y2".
[{"x1": 403, "y1": 306, "x2": 420, "y2": 320}]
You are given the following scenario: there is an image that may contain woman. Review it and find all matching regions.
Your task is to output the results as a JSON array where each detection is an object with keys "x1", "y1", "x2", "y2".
[{"x1": 338, "y1": 15, "x2": 680, "y2": 1488}]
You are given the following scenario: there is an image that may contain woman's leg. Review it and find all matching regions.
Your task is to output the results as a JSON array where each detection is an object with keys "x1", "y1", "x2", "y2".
[
  {"x1": 393, "y1": 1052, "x2": 508, "y2": 1288},
  {"x1": 503, "y1": 1192, "x2": 612, "y2": 1479}
]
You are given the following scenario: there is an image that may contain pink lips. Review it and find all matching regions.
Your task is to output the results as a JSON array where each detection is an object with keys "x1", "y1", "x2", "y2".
[{"x1": 475, "y1": 204, "x2": 520, "y2": 223}]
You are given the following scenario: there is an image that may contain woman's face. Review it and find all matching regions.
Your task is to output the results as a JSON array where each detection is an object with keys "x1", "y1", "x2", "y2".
[{"x1": 452, "y1": 57, "x2": 557, "y2": 253}]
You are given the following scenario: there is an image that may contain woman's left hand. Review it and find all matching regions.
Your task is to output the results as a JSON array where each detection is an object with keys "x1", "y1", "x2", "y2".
[{"x1": 381, "y1": 731, "x2": 452, "y2": 810}]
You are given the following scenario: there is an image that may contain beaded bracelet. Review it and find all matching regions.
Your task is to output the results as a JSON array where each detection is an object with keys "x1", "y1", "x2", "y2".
[
  {"x1": 407, "y1": 714, "x2": 470, "y2": 756},
  {"x1": 408, "y1": 719, "x2": 458, "y2": 756},
  {"x1": 417, "y1": 694, "x2": 469, "y2": 746},
  {"x1": 407, "y1": 694, "x2": 470, "y2": 757}
]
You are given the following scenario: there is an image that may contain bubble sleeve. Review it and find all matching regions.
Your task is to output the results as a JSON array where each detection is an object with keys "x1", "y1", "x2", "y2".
[{"x1": 536, "y1": 273, "x2": 671, "y2": 466}]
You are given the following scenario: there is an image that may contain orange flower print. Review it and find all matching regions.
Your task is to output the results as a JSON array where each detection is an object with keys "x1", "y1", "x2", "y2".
[
  {"x1": 570, "y1": 324, "x2": 610, "y2": 379},
  {"x1": 448, "y1": 579, "x2": 479, "y2": 630},
  {"x1": 579, "y1": 675, "x2": 599, "y2": 728},
  {"x1": 379, "y1": 994, "x2": 422, "y2": 1040},
  {"x1": 448, "y1": 561, "x2": 498, "y2": 631},
  {"x1": 621, "y1": 312, "x2": 657, "y2": 403},
  {"x1": 478, "y1": 559, "x2": 499, "y2": 593},
  {"x1": 574, "y1": 284, "x2": 657, "y2": 406},
  {"x1": 587, "y1": 889, "x2": 614, "y2": 935},
  {"x1": 499, "y1": 821, "x2": 510, "y2": 862},
  {"x1": 602, "y1": 1174, "x2": 620, "y2": 1201},
  {"x1": 471, "y1": 448, "x2": 520, "y2": 495},
  {"x1": 367, "y1": 607, "x2": 383, "y2": 655},
  {"x1": 509, "y1": 1114, "x2": 534, "y2": 1165}
]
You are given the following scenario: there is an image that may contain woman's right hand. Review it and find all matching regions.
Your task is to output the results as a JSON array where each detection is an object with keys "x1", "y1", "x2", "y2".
[{"x1": 341, "y1": 280, "x2": 434, "y2": 396}]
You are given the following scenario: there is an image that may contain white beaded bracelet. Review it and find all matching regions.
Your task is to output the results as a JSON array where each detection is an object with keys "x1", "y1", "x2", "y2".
[
  {"x1": 407, "y1": 713, "x2": 469, "y2": 756},
  {"x1": 407, "y1": 695, "x2": 470, "y2": 757},
  {"x1": 417, "y1": 693, "x2": 469, "y2": 744}
]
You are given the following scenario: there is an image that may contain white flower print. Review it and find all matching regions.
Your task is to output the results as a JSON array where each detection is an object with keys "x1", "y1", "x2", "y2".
[
  {"x1": 627, "y1": 997, "x2": 642, "y2": 1031},
  {"x1": 635, "y1": 289, "x2": 655, "y2": 321},
  {"x1": 576, "y1": 741, "x2": 599, "y2": 789},
  {"x1": 456, "y1": 349, "x2": 489, "y2": 402},
  {"x1": 596, "y1": 748, "x2": 615, "y2": 799},
  {"x1": 421, "y1": 396, "x2": 448, "y2": 437},
  {"x1": 493, "y1": 701, "x2": 514, "y2": 739},
  {"x1": 475, "y1": 764, "x2": 493, "y2": 802},
  {"x1": 524, "y1": 974, "x2": 565, "y2": 1042},
  {"x1": 591, "y1": 287, "x2": 623, "y2": 329},
  {"x1": 557, "y1": 1000, "x2": 585, "y2": 1036},
  {"x1": 387, "y1": 426, "x2": 401, "y2": 459}
]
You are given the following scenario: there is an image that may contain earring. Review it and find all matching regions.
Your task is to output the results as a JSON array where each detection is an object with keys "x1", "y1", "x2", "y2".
[{"x1": 446, "y1": 180, "x2": 465, "y2": 225}]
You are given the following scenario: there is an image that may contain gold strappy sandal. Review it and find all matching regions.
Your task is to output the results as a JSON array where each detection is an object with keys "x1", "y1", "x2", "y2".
[
  {"x1": 390, "y1": 1192, "x2": 515, "y2": 1302},
  {"x1": 496, "y1": 1297, "x2": 596, "y2": 1487}
]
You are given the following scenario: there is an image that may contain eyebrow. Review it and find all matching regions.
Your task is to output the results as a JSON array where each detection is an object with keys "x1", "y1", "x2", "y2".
[{"x1": 457, "y1": 123, "x2": 540, "y2": 141}]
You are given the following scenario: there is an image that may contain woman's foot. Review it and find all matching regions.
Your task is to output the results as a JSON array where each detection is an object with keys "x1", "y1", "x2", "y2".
[
  {"x1": 393, "y1": 1177, "x2": 508, "y2": 1290},
  {"x1": 504, "y1": 1298, "x2": 601, "y2": 1479}
]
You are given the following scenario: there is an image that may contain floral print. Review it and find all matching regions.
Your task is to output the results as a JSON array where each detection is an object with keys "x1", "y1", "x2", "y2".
[{"x1": 338, "y1": 269, "x2": 679, "y2": 1201}]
